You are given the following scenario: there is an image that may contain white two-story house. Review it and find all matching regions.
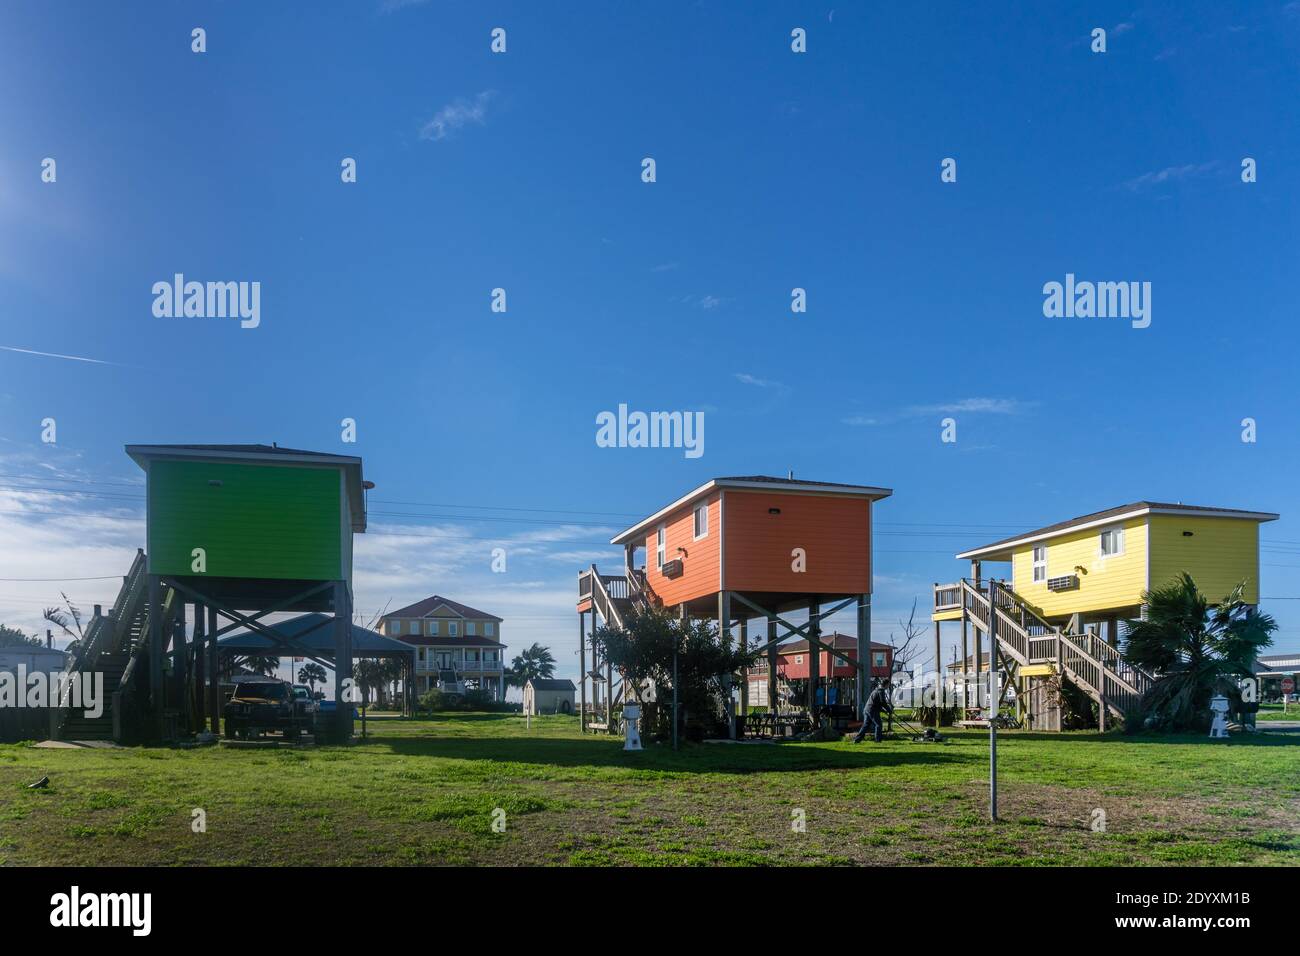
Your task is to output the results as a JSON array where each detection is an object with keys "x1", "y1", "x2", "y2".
[{"x1": 380, "y1": 596, "x2": 506, "y2": 699}]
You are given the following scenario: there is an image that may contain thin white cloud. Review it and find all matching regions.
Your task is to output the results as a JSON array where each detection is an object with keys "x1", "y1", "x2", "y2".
[
  {"x1": 379, "y1": 0, "x2": 430, "y2": 12},
  {"x1": 1122, "y1": 161, "x2": 1218, "y2": 192},
  {"x1": 734, "y1": 372, "x2": 787, "y2": 390},
  {"x1": 843, "y1": 397, "x2": 1030, "y2": 426},
  {"x1": 906, "y1": 398, "x2": 1026, "y2": 416},
  {"x1": 419, "y1": 91, "x2": 495, "y2": 142}
]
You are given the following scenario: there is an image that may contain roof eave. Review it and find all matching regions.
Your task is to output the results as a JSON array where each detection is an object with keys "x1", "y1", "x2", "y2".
[
  {"x1": 610, "y1": 478, "x2": 893, "y2": 546},
  {"x1": 955, "y1": 505, "x2": 1281, "y2": 561}
]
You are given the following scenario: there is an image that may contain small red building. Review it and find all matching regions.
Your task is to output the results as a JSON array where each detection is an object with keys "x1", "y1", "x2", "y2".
[{"x1": 746, "y1": 632, "x2": 894, "y2": 708}]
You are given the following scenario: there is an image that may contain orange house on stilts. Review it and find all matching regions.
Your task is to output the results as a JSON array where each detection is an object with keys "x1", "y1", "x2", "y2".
[{"x1": 576, "y1": 475, "x2": 892, "y2": 735}]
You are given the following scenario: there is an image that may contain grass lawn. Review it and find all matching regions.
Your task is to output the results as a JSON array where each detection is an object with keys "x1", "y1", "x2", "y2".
[
  {"x1": 1, "y1": 713, "x2": 1296, "y2": 866},
  {"x1": 1255, "y1": 703, "x2": 1299, "y2": 722}
]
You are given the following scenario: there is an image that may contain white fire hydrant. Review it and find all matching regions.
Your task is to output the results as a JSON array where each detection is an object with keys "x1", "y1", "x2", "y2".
[
  {"x1": 623, "y1": 704, "x2": 643, "y2": 751},
  {"x1": 1208, "y1": 695, "x2": 1230, "y2": 739}
]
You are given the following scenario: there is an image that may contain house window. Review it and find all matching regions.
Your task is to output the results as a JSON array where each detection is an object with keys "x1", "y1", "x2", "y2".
[
  {"x1": 656, "y1": 525, "x2": 666, "y2": 569},
  {"x1": 1032, "y1": 545, "x2": 1047, "y2": 583},
  {"x1": 429, "y1": 620, "x2": 439, "y2": 636},
  {"x1": 466, "y1": 622, "x2": 476, "y2": 637},
  {"x1": 1100, "y1": 526, "x2": 1125, "y2": 557},
  {"x1": 448, "y1": 621, "x2": 459, "y2": 637},
  {"x1": 873, "y1": 651, "x2": 886, "y2": 668},
  {"x1": 485, "y1": 622, "x2": 495, "y2": 637},
  {"x1": 693, "y1": 503, "x2": 709, "y2": 539}
]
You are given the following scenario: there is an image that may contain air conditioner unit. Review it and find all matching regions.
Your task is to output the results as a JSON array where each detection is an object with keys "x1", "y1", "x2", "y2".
[{"x1": 1046, "y1": 574, "x2": 1079, "y2": 592}]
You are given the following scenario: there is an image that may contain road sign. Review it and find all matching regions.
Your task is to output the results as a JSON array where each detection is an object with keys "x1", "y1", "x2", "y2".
[{"x1": 1282, "y1": 677, "x2": 1295, "y2": 694}]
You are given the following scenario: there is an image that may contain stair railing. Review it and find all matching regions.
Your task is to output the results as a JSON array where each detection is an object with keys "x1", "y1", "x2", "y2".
[
  {"x1": 986, "y1": 577, "x2": 1155, "y2": 717},
  {"x1": 964, "y1": 578, "x2": 1148, "y2": 719},
  {"x1": 587, "y1": 564, "x2": 626, "y2": 631},
  {"x1": 53, "y1": 550, "x2": 148, "y2": 738}
]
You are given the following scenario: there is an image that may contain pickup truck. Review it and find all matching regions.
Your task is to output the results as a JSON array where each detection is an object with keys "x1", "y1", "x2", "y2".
[{"x1": 224, "y1": 678, "x2": 316, "y2": 740}]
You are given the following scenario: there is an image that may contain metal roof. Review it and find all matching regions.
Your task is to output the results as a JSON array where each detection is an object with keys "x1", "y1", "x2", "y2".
[
  {"x1": 526, "y1": 678, "x2": 576, "y2": 691},
  {"x1": 611, "y1": 476, "x2": 892, "y2": 545},
  {"x1": 217, "y1": 613, "x2": 413, "y2": 658},
  {"x1": 126, "y1": 443, "x2": 368, "y2": 533},
  {"x1": 956, "y1": 502, "x2": 1279, "y2": 562}
]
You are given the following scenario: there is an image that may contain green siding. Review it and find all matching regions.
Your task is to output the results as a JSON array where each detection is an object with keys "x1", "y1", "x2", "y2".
[{"x1": 147, "y1": 460, "x2": 342, "y2": 580}]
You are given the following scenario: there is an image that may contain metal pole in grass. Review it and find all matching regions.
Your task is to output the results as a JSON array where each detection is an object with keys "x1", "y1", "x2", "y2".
[
  {"x1": 672, "y1": 641, "x2": 679, "y2": 752},
  {"x1": 988, "y1": 580, "x2": 1001, "y2": 822}
]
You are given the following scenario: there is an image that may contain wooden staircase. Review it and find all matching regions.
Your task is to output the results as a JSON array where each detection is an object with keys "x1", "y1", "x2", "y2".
[
  {"x1": 52, "y1": 550, "x2": 149, "y2": 741},
  {"x1": 579, "y1": 564, "x2": 662, "y2": 716},
  {"x1": 53, "y1": 549, "x2": 182, "y2": 742},
  {"x1": 956, "y1": 578, "x2": 1154, "y2": 724}
]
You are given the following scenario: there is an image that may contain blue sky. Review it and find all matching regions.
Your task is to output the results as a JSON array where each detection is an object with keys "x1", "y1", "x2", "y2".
[{"x1": 2, "y1": 1, "x2": 1299, "y2": 686}]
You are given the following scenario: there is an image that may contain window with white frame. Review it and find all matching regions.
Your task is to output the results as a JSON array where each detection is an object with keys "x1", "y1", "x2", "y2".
[
  {"x1": 448, "y1": 621, "x2": 459, "y2": 637},
  {"x1": 429, "y1": 620, "x2": 439, "y2": 636},
  {"x1": 1099, "y1": 526, "x2": 1125, "y2": 557},
  {"x1": 656, "y1": 525, "x2": 666, "y2": 569},
  {"x1": 693, "y1": 503, "x2": 708, "y2": 539},
  {"x1": 1032, "y1": 545, "x2": 1047, "y2": 583},
  {"x1": 485, "y1": 622, "x2": 495, "y2": 637},
  {"x1": 466, "y1": 622, "x2": 476, "y2": 636}
]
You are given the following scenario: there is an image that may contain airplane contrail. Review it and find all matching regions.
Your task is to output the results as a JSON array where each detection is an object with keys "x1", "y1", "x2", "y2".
[{"x1": 0, "y1": 345, "x2": 127, "y2": 367}]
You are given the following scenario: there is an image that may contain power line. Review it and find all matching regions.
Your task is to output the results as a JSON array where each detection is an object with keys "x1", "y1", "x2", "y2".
[{"x1": 0, "y1": 575, "x2": 123, "y2": 582}]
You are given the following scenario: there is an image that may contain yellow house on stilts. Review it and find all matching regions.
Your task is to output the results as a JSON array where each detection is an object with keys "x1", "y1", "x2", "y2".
[{"x1": 931, "y1": 501, "x2": 1279, "y2": 731}]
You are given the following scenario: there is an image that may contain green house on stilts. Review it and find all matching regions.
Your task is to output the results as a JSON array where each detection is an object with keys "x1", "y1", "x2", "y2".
[{"x1": 53, "y1": 444, "x2": 369, "y2": 744}]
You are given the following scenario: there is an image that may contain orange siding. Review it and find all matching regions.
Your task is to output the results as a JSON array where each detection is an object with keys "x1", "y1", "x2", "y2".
[
  {"x1": 723, "y1": 491, "x2": 872, "y2": 595},
  {"x1": 643, "y1": 492, "x2": 722, "y2": 607}
]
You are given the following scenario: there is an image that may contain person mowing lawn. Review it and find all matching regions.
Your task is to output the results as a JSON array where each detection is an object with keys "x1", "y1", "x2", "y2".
[{"x1": 853, "y1": 678, "x2": 893, "y2": 743}]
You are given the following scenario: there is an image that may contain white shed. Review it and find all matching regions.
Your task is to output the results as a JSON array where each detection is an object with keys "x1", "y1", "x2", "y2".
[
  {"x1": 523, "y1": 678, "x2": 576, "y2": 715},
  {"x1": 0, "y1": 644, "x2": 67, "y2": 676}
]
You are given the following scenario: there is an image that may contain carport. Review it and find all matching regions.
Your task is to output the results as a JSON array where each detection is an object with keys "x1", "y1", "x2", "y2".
[{"x1": 217, "y1": 613, "x2": 417, "y2": 716}]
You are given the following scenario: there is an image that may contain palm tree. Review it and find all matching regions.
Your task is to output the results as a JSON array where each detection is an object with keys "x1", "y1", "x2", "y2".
[
  {"x1": 507, "y1": 643, "x2": 557, "y2": 688},
  {"x1": 352, "y1": 658, "x2": 378, "y2": 705},
  {"x1": 1123, "y1": 573, "x2": 1276, "y2": 731},
  {"x1": 297, "y1": 662, "x2": 327, "y2": 693},
  {"x1": 235, "y1": 655, "x2": 281, "y2": 677},
  {"x1": 43, "y1": 593, "x2": 84, "y2": 654}
]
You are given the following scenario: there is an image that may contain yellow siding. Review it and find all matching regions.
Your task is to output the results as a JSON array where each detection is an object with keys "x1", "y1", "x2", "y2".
[
  {"x1": 1010, "y1": 517, "x2": 1148, "y2": 618},
  {"x1": 1148, "y1": 515, "x2": 1260, "y2": 604}
]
